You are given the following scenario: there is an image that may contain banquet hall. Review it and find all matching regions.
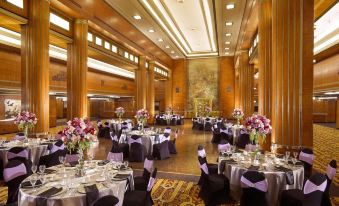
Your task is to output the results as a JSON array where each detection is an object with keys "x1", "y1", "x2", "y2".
[{"x1": 0, "y1": 0, "x2": 338, "y2": 205}]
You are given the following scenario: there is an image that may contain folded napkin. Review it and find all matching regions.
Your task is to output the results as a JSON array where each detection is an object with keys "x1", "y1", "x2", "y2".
[
  {"x1": 288, "y1": 161, "x2": 303, "y2": 166},
  {"x1": 247, "y1": 166, "x2": 260, "y2": 171},
  {"x1": 275, "y1": 166, "x2": 294, "y2": 185},
  {"x1": 36, "y1": 187, "x2": 63, "y2": 206},
  {"x1": 114, "y1": 174, "x2": 130, "y2": 180},
  {"x1": 85, "y1": 184, "x2": 99, "y2": 206},
  {"x1": 97, "y1": 160, "x2": 110, "y2": 166},
  {"x1": 44, "y1": 169, "x2": 57, "y2": 174},
  {"x1": 21, "y1": 180, "x2": 42, "y2": 188},
  {"x1": 218, "y1": 159, "x2": 237, "y2": 173}
]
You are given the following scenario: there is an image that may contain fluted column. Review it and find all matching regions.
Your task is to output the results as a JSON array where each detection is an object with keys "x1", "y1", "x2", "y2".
[
  {"x1": 67, "y1": 19, "x2": 88, "y2": 119},
  {"x1": 147, "y1": 61, "x2": 155, "y2": 122},
  {"x1": 21, "y1": 0, "x2": 50, "y2": 132},
  {"x1": 336, "y1": 100, "x2": 339, "y2": 129},
  {"x1": 238, "y1": 51, "x2": 254, "y2": 117},
  {"x1": 164, "y1": 71, "x2": 173, "y2": 108},
  {"x1": 271, "y1": 0, "x2": 314, "y2": 147},
  {"x1": 135, "y1": 56, "x2": 147, "y2": 110},
  {"x1": 258, "y1": 0, "x2": 272, "y2": 119}
]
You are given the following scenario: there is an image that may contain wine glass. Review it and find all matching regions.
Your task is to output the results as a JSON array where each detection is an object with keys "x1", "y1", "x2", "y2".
[
  {"x1": 39, "y1": 174, "x2": 46, "y2": 185},
  {"x1": 285, "y1": 150, "x2": 290, "y2": 163},
  {"x1": 39, "y1": 165, "x2": 46, "y2": 174},
  {"x1": 31, "y1": 165, "x2": 37, "y2": 174},
  {"x1": 30, "y1": 176, "x2": 37, "y2": 192},
  {"x1": 59, "y1": 156, "x2": 65, "y2": 166},
  {"x1": 293, "y1": 151, "x2": 298, "y2": 159},
  {"x1": 291, "y1": 157, "x2": 297, "y2": 167},
  {"x1": 124, "y1": 161, "x2": 129, "y2": 169},
  {"x1": 87, "y1": 151, "x2": 94, "y2": 164}
]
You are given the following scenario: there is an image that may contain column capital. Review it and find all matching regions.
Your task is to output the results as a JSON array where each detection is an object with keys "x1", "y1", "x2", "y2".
[{"x1": 75, "y1": 19, "x2": 88, "y2": 25}]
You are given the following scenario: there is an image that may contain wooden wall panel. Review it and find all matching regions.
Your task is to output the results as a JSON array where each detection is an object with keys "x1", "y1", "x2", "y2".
[
  {"x1": 314, "y1": 53, "x2": 339, "y2": 92},
  {"x1": 171, "y1": 59, "x2": 187, "y2": 115},
  {"x1": 115, "y1": 97, "x2": 135, "y2": 118},
  {"x1": 219, "y1": 57, "x2": 235, "y2": 117},
  {"x1": 155, "y1": 80, "x2": 165, "y2": 112},
  {"x1": 56, "y1": 99, "x2": 65, "y2": 118},
  {"x1": 313, "y1": 99, "x2": 336, "y2": 123},
  {"x1": 49, "y1": 96, "x2": 57, "y2": 127}
]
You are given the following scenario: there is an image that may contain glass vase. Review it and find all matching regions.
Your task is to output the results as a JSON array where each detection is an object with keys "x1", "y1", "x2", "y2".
[{"x1": 76, "y1": 149, "x2": 85, "y2": 176}]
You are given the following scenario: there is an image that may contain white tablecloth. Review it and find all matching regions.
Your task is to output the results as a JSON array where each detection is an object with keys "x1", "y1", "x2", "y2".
[
  {"x1": 218, "y1": 156, "x2": 304, "y2": 206},
  {"x1": 18, "y1": 161, "x2": 133, "y2": 206}
]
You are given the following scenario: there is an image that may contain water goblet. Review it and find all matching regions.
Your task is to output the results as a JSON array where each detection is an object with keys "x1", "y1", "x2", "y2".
[
  {"x1": 39, "y1": 165, "x2": 46, "y2": 174},
  {"x1": 291, "y1": 157, "x2": 297, "y2": 168},
  {"x1": 293, "y1": 151, "x2": 298, "y2": 159},
  {"x1": 124, "y1": 161, "x2": 129, "y2": 168},
  {"x1": 31, "y1": 165, "x2": 37, "y2": 174},
  {"x1": 30, "y1": 176, "x2": 37, "y2": 192}
]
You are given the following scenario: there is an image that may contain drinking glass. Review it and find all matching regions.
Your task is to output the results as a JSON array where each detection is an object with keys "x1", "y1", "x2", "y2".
[
  {"x1": 31, "y1": 165, "x2": 37, "y2": 174},
  {"x1": 88, "y1": 151, "x2": 94, "y2": 164},
  {"x1": 39, "y1": 165, "x2": 46, "y2": 174},
  {"x1": 293, "y1": 151, "x2": 298, "y2": 159},
  {"x1": 291, "y1": 157, "x2": 297, "y2": 167},
  {"x1": 59, "y1": 156, "x2": 65, "y2": 166},
  {"x1": 124, "y1": 161, "x2": 129, "y2": 168},
  {"x1": 285, "y1": 151, "x2": 290, "y2": 160},
  {"x1": 39, "y1": 174, "x2": 46, "y2": 185},
  {"x1": 30, "y1": 176, "x2": 37, "y2": 192}
]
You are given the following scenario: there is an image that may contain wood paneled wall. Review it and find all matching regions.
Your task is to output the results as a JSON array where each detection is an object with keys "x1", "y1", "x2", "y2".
[
  {"x1": 313, "y1": 99, "x2": 337, "y2": 123},
  {"x1": 114, "y1": 97, "x2": 135, "y2": 118},
  {"x1": 219, "y1": 57, "x2": 235, "y2": 117},
  {"x1": 155, "y1": 80, "x2": 165, "y2": 112},
  {"x1": 89, "y1": 99, "x2": 115, "y2": 119},
  {"x1": 314, "y1": 53, "x2": 339, "y2": 92},
  {"x1": 171, "y1": 59, "x2": 187, "y2": 115}
]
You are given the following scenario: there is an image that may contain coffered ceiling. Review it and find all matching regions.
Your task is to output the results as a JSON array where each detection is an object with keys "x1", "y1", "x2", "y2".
[{"x1": 106, "y1": 0, "x2": 247, "y2": 58}]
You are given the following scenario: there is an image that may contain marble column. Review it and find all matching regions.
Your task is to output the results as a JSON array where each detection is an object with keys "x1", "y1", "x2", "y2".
[
  {"x1": 135, "y1": 56, "x2": 147, "y2": 110},
  {"x1": 238, "y1": 51, "x2": 254, "y2": 117},
  {"x1": 67, "y1": 19, "x2": 88, "y2": 119},
  {"x1": 21, "y1": 0, "x2": 50, "y2": 132},
  {"x1": 271, "y1": 0, "x2": 314, "y2": 147},
  {"x1": 147, "y1": 61, "x2": 155, "y2": 122}
]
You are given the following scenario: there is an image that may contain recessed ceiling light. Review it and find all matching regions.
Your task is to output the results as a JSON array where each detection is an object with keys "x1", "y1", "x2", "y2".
[
  {"x1": 165, "y1": 45, "x2": 170, "y2": 49},
  {"x1": 225, "y1": 52, "x2": 230, "y2": 55},
  {"x1": 175, "y1": 55, "x2": 179, "y2": 58},
  {"x1": 225, "y1": 22, "x2": 233, "y2": 26},
  {"x1": 225, "y1": 41, "x2": 231, "y2": 44},
  {"x1": 226, "y1": 3, "x2": 235, "y2": 10},
  {"x1": 158, "y1": 38, "x2": 164, "y2": 42},
  {"x1": 225, "y1": 47, "x2": 230, "y2": 50},
  {"x1": 148, "y1": 29, "x2": 155, "y2": 33},
  {"x1": 226, "y1": 33, "x2": 232, "y2": 37},
  {"x1": 171, "y1": 50, "x2": 175, "y2": 54},
  {"x1": 133, "y1": 15, "x2": 142, "y2": 20}
]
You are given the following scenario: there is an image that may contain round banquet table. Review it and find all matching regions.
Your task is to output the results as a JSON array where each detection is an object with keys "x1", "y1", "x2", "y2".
[
  {"x1": 126, "y1": 130, "x2": 162, "y2": 156},
  {"x1": 0, "y1": 141, "x2": 49, "y2": 166},
  {"x1": 218, "y1": 155, "x2": 304, "y2": 206},
  {"x1": 18, "y1": 160, "x2": 134, "y2": 206}
]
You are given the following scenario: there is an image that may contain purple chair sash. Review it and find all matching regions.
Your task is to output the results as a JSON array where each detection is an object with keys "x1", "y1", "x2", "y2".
[
  {"x1": 218, "y1": 143, "x2": 231, "y2": 152},
  {"x1": 220, "y1": 129, "x2": 228, "y2": 134},
  {"x1": 240, "y1": 130, "x2": 247, "y2": 135},
  {"x1": 160, "y1": 135, "x2": 170, "y2": 142},
  {"x1": 7, "y1": 150, "x2": 29, "y2": 160},
  {"x1": 50, "y1": 144, "x2": 65, "y2": 154},
  {"x1": 198, "y1": 149, "x2": 206, "y2": 158},
  {"x1": 13, "y1": 134, "x2": 25, "y2": 141},
  {"x1": 240, "y1": 176, "x2": 268, "y2": 192},
  {"x1": 164, "y1": 128, "x2": 171, "y2": 134},
  {"x1": 3, "y1": 163, "x2": 27, "y2": 182},
  {"x1": 326, "y1": 165, "x2": 336, "y2": 180},
  {"x1": 303, "y1": 179, "x2": 327, "y2": 194},
  {"x1": 199, "y1": 163, "x2": 209, "y2": 174},
  {"x1": 147, "y1": 177, "x2": 156, "y2": 192},
  {"x1": 65, "y1": 154, "x2": 79, "y2": 163},
  {"x1": 107, "y1": 152, "x2": 123, "y2": 162},
  {"x1": 299, "y1": 151, "x2": 314, "y2": 165},
  {"x1": 110, "y1": 132, "x2": 119, "y2": 142},
  {"x1": 128, "y1": 137, "x2": 142, "y2": 145},
  {"x1": 144, "y1": 159, "x2": 154, "y2": 173}
]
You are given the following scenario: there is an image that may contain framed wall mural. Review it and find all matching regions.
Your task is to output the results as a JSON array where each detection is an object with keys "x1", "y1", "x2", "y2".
[
  {"x1": 188, "y1": 58, "x2": 219, "y2": 111},
  {"x1": 4, "y1": 99, "x2": 21, "y2": 119}
]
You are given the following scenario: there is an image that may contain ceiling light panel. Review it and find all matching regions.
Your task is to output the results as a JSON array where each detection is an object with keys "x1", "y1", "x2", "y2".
[
  {"x1": 226, "y1": 3, "x2": 235, "y2": 10},
  {"x1": 133, "y1": 15, "x2": 142, "y2": 20}
]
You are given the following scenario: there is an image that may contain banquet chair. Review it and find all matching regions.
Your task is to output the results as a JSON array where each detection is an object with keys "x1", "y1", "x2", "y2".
[
  {"x1": 7, "y1": 147, "x2": 32, "y2": 174},
  {"x1": 198, "y1": 156, "x2": 230, "y2": 206},
  {"x1": 107, "y1": 142, "x2": 124, "y2": 162},
  {"x1": 134, "y1": 156, "x2": 154, "y2": 191},
  {"x1": 218, "y1": 140, "x2": 231, "y2": 154},
  {"x1": 204, "y1": 118, "x2": 213, "y2": 131},
  {"x1": 192, "y1": 118, "x2": 199, "y2": 130},
  {"x1": 111, "y1": 131, "x2": 129, "y2": 159},
  {"x1": 170, "y1": 117, "x2": 177, "y2": 126},
  {"x1": 103, "y1": 122, "x2": 111, "y2": 139},
  {"x1": 4, "y1": 159, "x2": 28, "y2": 204},
  {"x1": 152, "y1": 133, "x2": 170, "y2": 160},
  {"x1": 12, "y1": 133, "x2": 25, "y2": 141},
  {"x1": 299, "y1": 148, "x2": 314, "y2": 180},
  {"x1": 240, "y1": 171, "x2": 268, "y2": 206},
  {"x1": 128, "y1": 135, "x2": 144, "y2": 162},
  {"x1": 123, "y1": 168, "x2": 157, "y2": 206},
  {"x1": 219, "y1": 127, "x2": 229, "y2": 142},
  {"x1": 280, "y1": 173, "x2": 328, "y2": 206},
  {"x1": 211, "y1": 125, "x2": 221, "y2": 144},
  {"x1": 92, "y1": 195, "x2": 119, "y2": 206},
  {"x1": 197, "y1": 145, "x2": 218, "y2": 186},
  {"x1": 49, "y1": 140, "x2": 65, "y2": 154},
  {"x1": 321, "y1": 160, "x2": 336, "y2": 206},
  {"x1": 38, "y1": 149, "x2": 66, "y2": 168},
  {"x1": 168, "y1": 129, "x2": 178, "y2": 154},
  {"x1": 236, "y1": 131, "x2": 250, "y2": 149},
  {"x1": 65, "y1": 149, "x2": 79, "y2": 163}
]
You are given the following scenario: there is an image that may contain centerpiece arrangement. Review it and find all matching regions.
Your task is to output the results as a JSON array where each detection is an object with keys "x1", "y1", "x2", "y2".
[
  {"x1": 115, "y1": 107, "x2": 125, "y2": 122},
  {"x1": 204, "y1": 106, "x2": 211, "y2": 117},
  {"x1": 135, "y1": 109, "x2": 149, "y2": 131},
  {"x1": 244, "y1": 114, "x2": 272, "y2": 145},
  {"x1": 232, "y1": 108, "x2": 244, "y2": 126},
  {"x1": 165, "y1": 106, "x2": 172, "y2": 115},
  {"x1": 14, "y1": 111, "x2": 38, "y2": 140},
  {"x1": 60, "y1": 117, "x2": 96, "y2": 176}
]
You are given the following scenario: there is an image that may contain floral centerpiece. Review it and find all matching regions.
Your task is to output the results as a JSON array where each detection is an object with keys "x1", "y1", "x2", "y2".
[
  {"x1": 14, "y1": 111, "x2": 38, "y2": 139},
  {"x1": 115, "y1": 107, "x2": 125, "y2": 121},
  {"x1": 245, "y1": 114, "x2": 272, "y2": 145},
  {"x1": 232, "y1": 108, "x2": 244, "y2": 125},
  {"x1": 204, "y1": 106, "x2": 211, "y2": 117},
  {"x1": 166, "y1": 106, "x2": 172, "y2": 115},
  {"x1": 135, "y1": 109, "x2": 149, "y2": 131}
]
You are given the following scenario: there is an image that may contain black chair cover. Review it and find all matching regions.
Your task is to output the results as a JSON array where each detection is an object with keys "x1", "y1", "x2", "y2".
[
  {"x1": 92, "y1": 195, "x2": 119, "y2": 206},
  {"x1": 153, "y1": 134, "x2": 170, "y2": 160},
  {"x1": 240, "y1": 171, "x2": 268, "y2": 206},
  {"x1": 321, "y1": 160, "x2": 336, "y2": 206},
  {"x1": 134, "y1": 156, "x2": 154, "y2": 191},
  {"x1": 129, "y1": 135, "x2": 144, "y2": 162},
  {"x1": 38, "y1": 149, "x2": 66, "y2": 168},
  {"x1": 168, "y1": 130, "x2": 178, "y2": 154},
  {"x1": 237, "y1": 133, "x2": 250, "y2": 149},
  {"x1": 280, "y1": 173, "x2": 328, "y2": 206},
  {"x1": 299, "y1": 148, "x2": 314, "y2": 180},
  {"x1": 111, "y1": 132, "x2": 129, "y2": 159}
]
